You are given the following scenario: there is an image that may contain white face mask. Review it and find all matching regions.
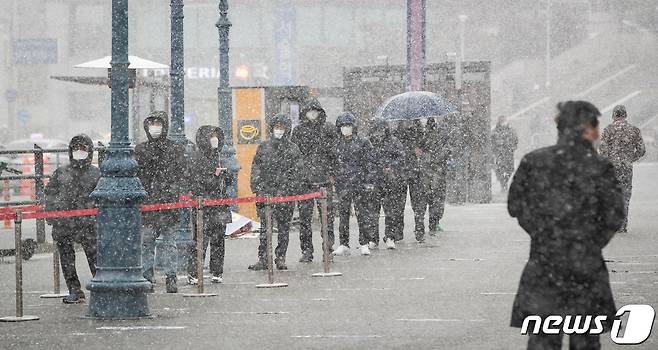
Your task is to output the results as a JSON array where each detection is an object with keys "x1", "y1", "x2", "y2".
[
  {"x1": 306, "y1": 110, "x2": 319, "y2": 121},
  {"x1": 210, "y1": 137, "x2": 220, "y2": 149},
  {"x1": 340, "y1": 126, "x2": 353, "y2": 137},
  {"x1": 273, "y1": 128, "x2": 285, "y2": 139},
  {"x1": 72, "y1": 150, "x2": 88, "y2": 160},
  {"x1": 419, "y1": 118, "x2": 428, "y2": 127},
  {"x1": 149, "y1": 125, "x2": 163, "y2": 138}
]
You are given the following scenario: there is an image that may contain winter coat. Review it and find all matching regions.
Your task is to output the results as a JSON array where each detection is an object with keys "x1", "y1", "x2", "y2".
[
  {"x1": 491, "y1": 123, "x2": 518, "y2": 174},
  {"x1": 45, "y1": 134, "x2": 101, "y2": 234},
  {"x1": 368, "y1": 119, "x2": 409, "y2": 188},
  {"x1": 507, "y1": 135, "x2": 625, "y2": 331},
  {"x1": 394, "y1": 121, "x2": 426, "y2": 179},
  {"x1": 134, "y1": 112, "x2": 188, "y2": 228},
  {"x1": 251, "y1": 113, "x2": 303, "y2": 197},
  {"x1": 190, "y1": 125, "x2": 233, "y2": 227},
  {"x1": 600, "y1": 119, "x2": 645, "y2": 187},
  {"x1": 291, "y1": 98, "x2": 338, "y2": 186},
  {"x1": 334, "y1": 112, "x2": 376, "y2": 194},
  {"x1": 424, "y1": 119, "x2": 451, "y2": 175}
]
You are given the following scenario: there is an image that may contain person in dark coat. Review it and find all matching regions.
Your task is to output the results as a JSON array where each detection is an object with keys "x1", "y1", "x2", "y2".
[
  {"x1": 368, "y1": 119, "x2": 409, "y2": 249},
  {"x1": 291, "y1": 98, "x2": 338, "y2": 262},
  {"x1": 395, "y1": 119, "x2": 430, "y2": 242},
  {"x1": 419, "y1": 117, "x2": 451, "y2": 236},
  {"x1": 186, "y1": 125, "x2": 233, "y2": 285},
  {"x1": 508, "y1": 101, "x2": 625, "y2": 350},
  {"x1": 134, "y1": 111, "x2": 187, "y2": 293},
  {"x1": 332, "y1": 112, "x2": 376, "y2": 256},
  {"x1": 491, "y1": 115, "x2": 518, "y2": 192},
  {"x1": 45, "y1": 134, "x2": 100, "y2": 304},
  {"x1": 249, "y1": 113, "x2": 302, "y2": 271},
  {"x1": 599, "y1": 105, "x2": 646, "y2": 233}
]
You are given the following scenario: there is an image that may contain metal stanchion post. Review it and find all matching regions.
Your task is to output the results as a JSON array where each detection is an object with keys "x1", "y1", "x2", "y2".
[
  {"x1": 256, "y1": 198, "x2": 287, "y2": 288},
  {"x1": 183, "y1": 197, "x2": 217, "y2": 297},
  {"x1": 1, "y1": 211, "x2": 39, "y2": 322},
  {"x1": 40, "y1": 249, "x2": 68, "y2": 298},
  {"x1": 313, "y1": 188, "x2": 342, "y2": 278}
]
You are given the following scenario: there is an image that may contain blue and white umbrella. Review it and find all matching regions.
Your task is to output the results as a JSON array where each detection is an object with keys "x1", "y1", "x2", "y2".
[{"x1": 375, "y1": 91, "x2": 456, "y2": 121}]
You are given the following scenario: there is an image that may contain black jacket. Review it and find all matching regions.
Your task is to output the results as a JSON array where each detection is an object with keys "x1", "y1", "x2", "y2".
[
  {"x1": 134, "y1": 112, "x2": 188, "y2": 227},
  {"x1": 191, "y1": 125, "x2": 233, "y2": 227},
  {"x1": 251, "y1": 113, "x2": 303, "y2": 197},
  {"x1": 368, "y1": 119, "x2": 409, "y2": 187},
  {"x1": 394, "y1": 121, "x2": 426, "y2": 178},
  {"x1": 291, "y1": 98, "x2": 338, "y2": 186},
  {"x1": 45, "y1": 134, "x2": 101, "y2": 231},
  {"x1": 335, "y1": 112, "x2": 375, "y2": 194},
  {"x1": 508, "y1": 135, "x2": 625, "y2": 330}
]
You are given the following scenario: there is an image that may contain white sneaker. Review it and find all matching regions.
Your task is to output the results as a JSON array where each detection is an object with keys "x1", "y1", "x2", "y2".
[
  {"x1": 360, "y1": 245, "x2": 371, "y2": 256},
  {"x1": 385, "y1": 238, "x2": 396, "y2": 250},
  {"x1": 332, "y1": 245, "x2": 351, "y2": 256},
  {"x1": 368, "y1": 241, "x2": 378, "y2": 250},
  {"x1": 186, "y1": 275, "x2": 198, "y2": 285},
  {"x1": 211, "y1": 275, "x2": 223, "y2": 284}
]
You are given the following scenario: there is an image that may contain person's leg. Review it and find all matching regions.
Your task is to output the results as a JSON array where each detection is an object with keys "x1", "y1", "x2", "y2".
[
  {"x1": 618, "y1": 167, "x2": 633, "y2": 231},
  {"x1": 337, "y1": 190, "x2": 353, "y2": 247},
  {"x1": 188, "y1": 221, "x2": 211, "y2": 279},
  {"x1": 388, "y1": 184, "x2": 407, "y2": 242},
  {"x1": 208, "y1": 223, "x2": 226, "y2": 277},
  {"x1": 56, "y1": 234, "x2": 82, "y2": 296},
  {"x1": 256, "y1": 203, "x2": 268, "y2": 261},
  {"x1": 354, "y1": 191, "x2": 372, "y2": 247},
  {"x1": 274, "y1": 204, "x2": 293, "y2": 269},
  {"x1": 298, "y1": 198, "x2": 314, "y2": 256},
  {"x1": 408, "y1": 176, "x2": 427, "y2": 241},
  {"x1": 159, "y1": 225, "x2": 179, "y2": 292},
  {"x1": 527, "y1": 333, "x2": 563, "y2": 350},
  {"x1": 429, "y1": 172, "x2": 448, "y2": 233},
  {"x1": 78, "y1": 227, "x2": 97, "y2": 277},
  {"x1": 141, "y1": 225, "x2": 157, "y2": 283},
  {"x1": 568, "y1": 334, "x2": 600, "y2": 350}
]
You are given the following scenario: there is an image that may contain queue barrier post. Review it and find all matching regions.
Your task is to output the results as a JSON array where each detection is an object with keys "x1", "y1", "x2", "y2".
[
  {"x1": 182, "y1": 197, "x2": 217, "y2": 297},
  {"x1": 256, "y1": 197, "x2": 287, "y2": 288},
  {"x1": 0, "y1": 211, "x2": 39, "y2": 322},
  {"x1": 312, "y1": 187, "x2": 342, "y2": 278},
  {"x1": 40, "y1": 249, "x2": 68, "y2": 299}
]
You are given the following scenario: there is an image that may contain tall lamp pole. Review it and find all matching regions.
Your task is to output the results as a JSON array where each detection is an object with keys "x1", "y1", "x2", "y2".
[
  {"x1": 88, "y1": 0, "x2": 150, "y2": 319},
  {"x1": 169, "y1": 0, "x2": 192, "y2": 269},
  {"x1": 545, "y1": 0, "x2": 551, "y2": 88},
  {"x1": 217, "y1": 0, "x2": 239, "y2": 199}
]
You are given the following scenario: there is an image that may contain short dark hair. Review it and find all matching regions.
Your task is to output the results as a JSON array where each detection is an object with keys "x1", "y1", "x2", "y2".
[{"x1": 555, "y1": 100, "x2": 600, "y2": 134}]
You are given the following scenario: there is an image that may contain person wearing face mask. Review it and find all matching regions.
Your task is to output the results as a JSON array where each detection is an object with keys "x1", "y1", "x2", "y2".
[
  {"x1": 45, "y1": 134, "x2": 100, "y2": 304},
  {"x1": 186, "y1": 126, "x2": 233, "y2": 285},
  {"x1": 291, "y1": 98, "x2": 338, "y2": 262},
  {"x1": 134, "y1": 111, "x2": 188, "y2": 293},
  {"x1": 508, "y1": 101, "x2": 625, "y2": 350},
  {"x1": 332, "y1": 112, "x2": 376, "y2": 256},
  {"x1": 491, "y1": 115, "x2": 519, "y2": 192},
  {"x1": 249, "y1": 113, "x2": 302, "y2": 271}
]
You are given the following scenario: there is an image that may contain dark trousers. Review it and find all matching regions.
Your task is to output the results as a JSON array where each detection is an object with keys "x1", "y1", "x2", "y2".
[
  {"x1": 409, "y1": 172, "x2": 447, "y2": 239},
  {"x1": 298, "y1": 185, "x2": 334, "y2": 256},
  {"x1": 373, "y1": 183, "x2": 407, "y2": 242},
  {"x1": 257, "y1": 202, "x2": 294, "y2": 260},
  {"x1": 337, "y1": 189, "x2": 373, "y2": 247},
  {"x1": 527, "y1": 333, "x2": 600, "y2": 350},
  {"x1": 187, "y1": 221, "x2": 226, "y2": 277},
  {"x1": 616, "y1": 165, "x2": 633, "y2": 231},
  {"x1": 53, "y1": 226, "x2": 97, "y2": 296}
]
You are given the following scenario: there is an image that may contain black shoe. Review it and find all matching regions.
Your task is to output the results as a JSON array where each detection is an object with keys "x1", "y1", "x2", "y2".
[
  {"x1": 298, "y1": 253, "x2": 313, "y2": 263},
  {"x1": 165, "y1": 276, "x2": 178, "y2": 293},
  {"x1": 248, "y1": 260, "x2": 267, "y2": 271},
  {"x1": 62, "y1": 292, "x2": 85, "y2": 304},
  {"x1": 275, "y1": 257, "x2": 287, "y2": 270}
]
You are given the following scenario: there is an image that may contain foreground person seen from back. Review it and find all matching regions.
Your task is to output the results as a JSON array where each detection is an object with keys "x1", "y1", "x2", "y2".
[{"x1": 507, "y1": 101, "x2": 625, "y2": 350}]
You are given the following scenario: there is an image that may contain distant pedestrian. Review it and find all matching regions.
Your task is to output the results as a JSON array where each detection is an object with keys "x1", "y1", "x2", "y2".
[
  {"x1": 45, "y1": 134, "x2": 100, "y2": 304},
  {"x1": 135, "y1": 111, "x2": 188, "y2": 293},
  {"x1": 291, "y1": 98, "x2": 338, "y2": 262},
  {"x1": 186, "y1": 125, "x2": 233, "y2": 285},
  {"x1": 491, "y1": 115, "x2": 518, "y2": 192},
  {"x1": 368, "y1": 119, "x2": 409, "y2": 249},
  {"x1": 599, "y1": 105, "x2": 646, "y2": 233},
  {"x1": 249, "y1": 113, "x2": 302, "y2": 271},
  {"x1": 508, "y1": 101, "x2": 625, "y2": 350},
  {"x1": 332, "y1": 112, "x2": 376, "y2": 256},
  {"x1": 422, "y1": 117, "x2": 450, "y2": 235}
]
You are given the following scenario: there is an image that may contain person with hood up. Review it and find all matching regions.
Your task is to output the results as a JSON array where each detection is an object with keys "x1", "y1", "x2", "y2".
[
  {"x1": 422, "y1": 117, "x2": 451, "y2": 235},
  {"x1": 491, "y1": 115, "x2": 519, "y2": 192},
  {"x1": 291, "y1": 98, "x2": 339, "y2": 262},
  {"x1": 134, "y1": 111, "x2": 188, "y2": 293},
  {"x1": 249, "y1": 113, "x2": 302, "y2": 271},
  {"x1": 599, "y1": 105, "x2": 646, "y2": 233},
  {"x1": 186, "y1": 125, "x2": 233, "y2": 285},
  {"x1": 508, "y1": 101, "x2": 625, "y2": 350},
  {"x1": 332, "y1": 112, "x2": 376, "y2": 256},
  {"x1": 367, "y1": 119, "x2": 409, "y2": 249},
  {"x1": 45, "y1": 134, "x2": 100, "y2": 304}
]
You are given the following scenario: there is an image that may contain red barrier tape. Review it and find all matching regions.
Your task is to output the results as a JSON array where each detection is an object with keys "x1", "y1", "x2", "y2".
[{"x1": 0, "y1": 191, "x2": 324, "y2": 221}]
